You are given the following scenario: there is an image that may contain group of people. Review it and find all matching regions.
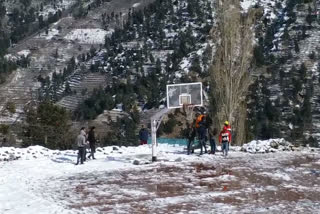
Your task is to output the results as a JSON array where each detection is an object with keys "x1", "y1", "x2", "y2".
[
  {"x1": 75, "y1": 126, "x2": 97, "y2": 165},
  {"x1": 186, "y1": 112, "x2": 232, "y2": 157},
  {"x1": 138, "y1": 112, "x2": 232, "y2": 157}
]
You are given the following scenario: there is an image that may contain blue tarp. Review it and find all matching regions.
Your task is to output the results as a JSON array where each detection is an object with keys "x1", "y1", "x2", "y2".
[{"x1": 147, "y1": 138, "x2": 199, "y2": 146}]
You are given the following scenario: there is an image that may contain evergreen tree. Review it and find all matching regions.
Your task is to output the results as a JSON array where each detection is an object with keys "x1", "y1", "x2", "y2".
[
  {"x1": 294, "y1": 40, "x2": 300, "y2": 53},
  {"x1": 24, "y1": 102, "x2": 72, "y2": 149}
]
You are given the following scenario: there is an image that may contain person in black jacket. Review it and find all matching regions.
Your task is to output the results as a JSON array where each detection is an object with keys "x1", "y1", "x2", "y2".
[
  {"x1": 197, "y1": 116, "x2": 208, "y2": 155},
  {"x1": 185, "y1": 123, "x2": 196, "y2": 155},
  {"x1": 87, "y1": 126, "x2": 96, "y2": 159}
]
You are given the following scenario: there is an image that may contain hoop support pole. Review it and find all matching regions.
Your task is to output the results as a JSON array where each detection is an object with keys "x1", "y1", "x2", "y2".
[{"x1": 150, "y1": 108, "x2": 171, "y2": 162}]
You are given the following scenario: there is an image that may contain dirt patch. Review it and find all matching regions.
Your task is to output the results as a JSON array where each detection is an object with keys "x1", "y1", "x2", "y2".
[{"x1": 42, "y1": 153, "x2": 320, "y2": 213}]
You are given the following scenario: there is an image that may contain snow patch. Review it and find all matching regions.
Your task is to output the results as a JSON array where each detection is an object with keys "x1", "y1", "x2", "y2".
[
  {"x1": 36, "y1": 28, "x2": 60, "y2": 40},
  {"x1": 132, "y1": 3, "x2": 141, "y2": 8},
  {"x1": 64, "y1": 29, "x2": 112, "y2": 44},
  {"x1": 242, "y1": 138, "x2": 294, "y2": 153},
  {"x1": 17, "y1": 50, "x2": 31, "y2": 57}
]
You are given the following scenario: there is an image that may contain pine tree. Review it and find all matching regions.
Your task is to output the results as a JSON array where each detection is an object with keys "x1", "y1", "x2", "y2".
[{"x1": 294, "y1": 40, "x2": 300, "y2": 53}]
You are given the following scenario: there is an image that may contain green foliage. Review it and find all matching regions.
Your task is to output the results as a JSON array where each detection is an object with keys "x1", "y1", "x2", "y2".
[
  {"x1": 24, "y1": 102, "x2": 72, "y2": 149},
  {"x1": 102, "y1": 116, "x2": 138, "y2": 146},
  {"x1": 0, "y1": 57, "x2": 17, "y2": 84},
  {"x1": 73, "y1": 1, "x2": 87, "y2": 19},
  {"x1": 294, "y1": 40, "x2": 300, "y2": 53},
  {"x1": 253, "y1": 45, "x2": 265, "y2": 67},
  {"x1": 308, "y1": 136, "x2": 319, "y2": 148},
  {"x1": 74, "y1": 88, "x2": 115, "y2": 120},
  {"x1": 5, "y1": 102, "x2": 16, "y2": 114},
  {"x1": 247, "y1": 77, "x2": 281, "y2": 140},
  {"x1": 0, "y1": 124, "x2": 9, "y2": 135},
  {"x1": 308, "y1": 51, "x2": 316, "y2": 60},
  {"x1": 162, "y1": 117, "x2": 177, "y2": 134}
]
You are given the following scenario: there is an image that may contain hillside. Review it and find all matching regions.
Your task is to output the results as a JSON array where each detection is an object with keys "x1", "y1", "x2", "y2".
[{"x1": 0, "y1": 0, "x2": 319, "y2": 147}]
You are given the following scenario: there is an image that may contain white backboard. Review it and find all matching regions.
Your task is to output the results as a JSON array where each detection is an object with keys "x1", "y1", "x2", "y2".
[{"x1": 166, "y1": 82, "x2": 203, "y2": 109}]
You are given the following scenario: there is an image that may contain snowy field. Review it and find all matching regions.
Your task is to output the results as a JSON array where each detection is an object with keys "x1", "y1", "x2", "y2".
[
  {"x1": 0, "y1": 143, "x2": 319, "y2": 214},
  {"x1": 64, "y1": 29, "x2": 113, "y2": 44}
]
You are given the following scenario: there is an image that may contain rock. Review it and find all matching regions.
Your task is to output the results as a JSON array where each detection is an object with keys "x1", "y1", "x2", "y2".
[
  {"x1": 269, "y1": 148, "x2": 277, "y2": 153},
  {"x1": 133, "y1": 160, "x2": 140, "y2": 165},
  {"x1": 113, "y1": 146, "x2": 119, "y2": 151},
  {"x1": 270, "y1": 141, "x2": 278, "y2": 149},
  {"x1": 175, "y1": 157, "x2": 183, "y2": 162},
  {"x1": 97, "y1": 148, "x2": 103, "y2": 152},
  {"x1": 9, "y1": 154, "x2": 15, "y2": 161}
]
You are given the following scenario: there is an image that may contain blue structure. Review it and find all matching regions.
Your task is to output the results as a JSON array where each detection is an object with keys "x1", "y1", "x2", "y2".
[{"x1": 147, "y1": 138, "x2": 199, "y2": 146}]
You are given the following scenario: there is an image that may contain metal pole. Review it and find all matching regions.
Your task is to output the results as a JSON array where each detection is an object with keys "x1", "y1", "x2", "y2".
[{"x1": 151, "y1": 119, "x2": 157, "y2": 162}]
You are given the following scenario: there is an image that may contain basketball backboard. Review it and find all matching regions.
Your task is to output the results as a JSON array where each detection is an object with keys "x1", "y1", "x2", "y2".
[{"x1": 166, "y1": 82, "x2": 203, "y2": 109}]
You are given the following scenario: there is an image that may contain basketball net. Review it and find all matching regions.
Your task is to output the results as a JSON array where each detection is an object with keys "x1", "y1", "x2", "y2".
[{"x1": 183, "y1": 104, "x2": 195, "y2": 122}]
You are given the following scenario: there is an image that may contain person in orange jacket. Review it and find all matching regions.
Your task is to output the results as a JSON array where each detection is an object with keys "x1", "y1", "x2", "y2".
[{"x1": 219, "y1": 121, "x2": 232, "y2": 157}]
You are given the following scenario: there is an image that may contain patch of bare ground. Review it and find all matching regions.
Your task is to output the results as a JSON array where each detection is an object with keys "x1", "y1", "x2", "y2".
[{"x1": 44, "y1": 153, "x2": 320, "y2": 213}]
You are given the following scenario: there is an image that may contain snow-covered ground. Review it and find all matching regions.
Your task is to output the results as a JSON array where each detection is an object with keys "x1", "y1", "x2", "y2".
[
  {"x1": 241, "y1": 0, "x2": 285, "y2": 20},
  {"x1": 64, "y1": 29, "x2": 113, "y2": 44},
  {"x1": 0, "y1": 143, "x2": 319, "y2": 213},
  {"x1": 36, "y1": 28, "x2": 60, "y2": 40}
]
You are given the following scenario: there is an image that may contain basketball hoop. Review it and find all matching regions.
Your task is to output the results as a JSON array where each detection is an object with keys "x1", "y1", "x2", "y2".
[{"x1": 183, "y1": 104, "x2": 195, "y2": 122}]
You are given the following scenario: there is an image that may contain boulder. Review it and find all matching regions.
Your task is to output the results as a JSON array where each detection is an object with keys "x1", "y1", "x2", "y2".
[{"x1": 133, "y1": 159, "x2": 140, "y2": 165}]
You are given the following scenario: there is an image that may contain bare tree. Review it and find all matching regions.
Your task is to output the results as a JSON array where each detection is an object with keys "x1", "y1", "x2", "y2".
[{"x1": 209, "y1": 0, "x2": 256, "y2": 145}]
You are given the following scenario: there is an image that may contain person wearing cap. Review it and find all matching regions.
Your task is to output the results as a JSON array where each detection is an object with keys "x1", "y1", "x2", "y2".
[
  {"x1": 223, "y1": 121, "x2": 231, "y2": 131},
  {"x1": 219, "y1": 121, "x2": 232, "y2": 157}
]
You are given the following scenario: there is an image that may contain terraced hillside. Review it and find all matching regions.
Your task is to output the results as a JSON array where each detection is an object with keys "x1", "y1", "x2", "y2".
[{"x1": 0, "y1": 0, "x2": 153, "y2": 123}]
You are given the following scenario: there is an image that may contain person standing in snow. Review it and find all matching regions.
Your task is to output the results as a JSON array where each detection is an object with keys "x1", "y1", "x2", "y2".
[
  {"x1": 185, "y1": 123, "x2": 196, "y2": 155},
  {"x1": 139, "y1": 125, "x2": 149, "y2": 145},
  {"x1": 209, "y1": 127, "x2": 218, "y2": 154},
  {"x1": 197, "y1": 115, "x2": 208, "y2": 155},
  {"x1": 219, "y1": 121, "x2": 232, "y2": 157},
  {"x1": 76, "y1": 127, "x2": 88, "y2": 165},
  {"x1": 223, "y1": 121, "x2": 231, "y2": 132},
  {"x1": 87, "y1": 126, "x2": 96, "y2": 160}
]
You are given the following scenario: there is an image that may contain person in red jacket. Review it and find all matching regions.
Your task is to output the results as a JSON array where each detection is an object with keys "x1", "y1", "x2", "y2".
[
  {"x1": 223, "y1": 121, "x2": 231, "y2": 132},
  {"x1": 219, "y1": 121, "x2": 232, "y2": 157}
]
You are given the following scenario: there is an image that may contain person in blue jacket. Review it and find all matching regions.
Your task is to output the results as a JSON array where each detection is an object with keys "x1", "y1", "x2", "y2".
[{"x1": 139, "y1": 125, "x2": 149, "y2": 145}]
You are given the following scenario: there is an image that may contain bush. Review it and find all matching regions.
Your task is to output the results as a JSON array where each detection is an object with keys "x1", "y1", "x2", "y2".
[
  {"x1": 24, "y1": 102, "x2": 72, "y2": 149},
  {"x1": 0, "y1": 124, "x2": 9, "y2": 135},
  {"x1": 5, "y1": 102, "x2": 16, "y2": 114},
  {"x1": 308, "y1": 136, "x2": 319, "y2": 148},
  {"x1": 163, "y1": 118, "x2": 177, "y2": 134}
]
